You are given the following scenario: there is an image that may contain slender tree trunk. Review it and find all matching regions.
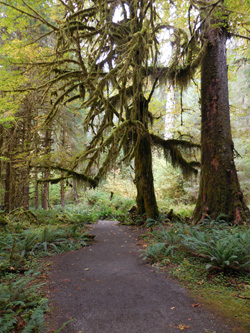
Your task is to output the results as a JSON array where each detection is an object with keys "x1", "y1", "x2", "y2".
[
  {"x1": 33, "y1": 115, "x2": 40, "y2": 210},
  {"x1": 4, "y1": 157, "x2": 15, "y2": 212},
  {"x1": 41, "y1": 128, "x2": 51, "y2": 210},
  {"x1": 73, "y1": 179, "x2": 79, "y2": 204},
  {"x1": 35, "y1": 169, "x2": 39, "y2": 210},
  {"x1": 4, "y1": 127, "x2": 15, "y2": 212},
  {"x1": 60, "y1": 129, "x2": 65, "y2": 208},
  {"x1": 4, "y1": 160, "x2": 11, "y2": 213},
  {"x1": 22, "y1": 168, "x2": 30, "y2": 210},
  {"x1": 22, "y1": 108, "x2": 32, "y2": 210},
  {"x1": 61, "y1": 177, "x2": 65, "y2": 208},
  {"x1": 42, "y1": 170, "x2": 50, "y2": 210},
  {"x1": 19, "y1": 115, "x2": 30, "y2": 210},
  {"x1": 193, "y1": 13, "x2": 249, "y2": 224}
]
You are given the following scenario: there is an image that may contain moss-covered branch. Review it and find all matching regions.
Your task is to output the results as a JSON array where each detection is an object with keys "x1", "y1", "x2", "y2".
[
  {"x1": 151, "y1": 134, "x2": 200, "y2": 177},
  {"x1": 72, "y1": 120, "x2": 145, "y2": 169},
  {"x1": 32, "y1": 164, "x2": 97, "y2": 187},
  {"x1": 37, "y1": 176, "x2": 71, "y2": 184},
  {"x1": 151, "y1": 134, "x2": 200, "y2": 149}
]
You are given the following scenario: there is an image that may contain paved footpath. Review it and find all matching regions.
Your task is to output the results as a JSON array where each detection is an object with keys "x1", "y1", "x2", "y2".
[{"x1": 47, "y1": 220, "x2": 238, "y2": 332}]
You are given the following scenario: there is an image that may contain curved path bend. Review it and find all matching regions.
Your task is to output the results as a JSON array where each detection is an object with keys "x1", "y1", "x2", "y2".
[{"x1": 47, "y1": 220, "x2": 237, "y2": 333}]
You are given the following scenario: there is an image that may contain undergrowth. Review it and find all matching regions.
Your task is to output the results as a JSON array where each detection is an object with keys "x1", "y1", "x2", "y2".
[
  {"x1": 0, "y1": 270, "x2": 48, "y2": 332},
  {"x1": 82, "y1": 189, "x2": 135, "y2": 222}
]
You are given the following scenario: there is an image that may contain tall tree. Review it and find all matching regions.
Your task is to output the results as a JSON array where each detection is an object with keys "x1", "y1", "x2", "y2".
[
  {"x1": 56, "y1": 0, "x2": 200, "y2": 218},
  {"x1": 192, "y1": 0, "x2": 250, "y2": 224},
  {"x1": 0, "y1": 0, "x2": 203, "y2": 218}
]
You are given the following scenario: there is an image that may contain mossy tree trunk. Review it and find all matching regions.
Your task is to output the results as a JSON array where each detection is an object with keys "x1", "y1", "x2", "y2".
[
  {"x1": 60, "y1": 129, "x2": 65, "y2": 209},
  {"x1": 35, "y1": 170, "x2": 39, "y2": 210},
  {"x1": 193, "y1": 12, "x2": 249, "y2": 224},
  {"x1": 73, "y1": 179, "x2": 79, "y2": 204},
  {"x1": 134, "y1": 131, "x2": 159, "y2": 219},
  {"x1": 16, "y1": 107, "x2": 31, "y2": 210},
  {"x1": 4, "y1": 127, "x2": 15, "y2": 213},
  {"x1": 133, "y1": 94, "x2": 159, "y2": 220}
]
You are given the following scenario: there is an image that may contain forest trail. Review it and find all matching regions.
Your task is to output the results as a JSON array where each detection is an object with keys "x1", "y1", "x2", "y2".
[{"x1": 46, "y1": 221, "x2": 235, "y2": 333}]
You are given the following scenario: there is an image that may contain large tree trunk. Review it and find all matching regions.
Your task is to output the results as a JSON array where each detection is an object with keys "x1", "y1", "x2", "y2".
[
  {"x1": 193, "y1": 16, "x2": 249, "y2": 224},
  {"x1": 134, "y1": 132, "x2": 159, "y2": 219},
  {"x1": 130, "y1": 89, "x2": 159, "y2": 220}
]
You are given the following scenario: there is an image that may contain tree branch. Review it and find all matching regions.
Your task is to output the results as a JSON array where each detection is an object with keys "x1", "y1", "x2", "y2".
[{"x1": 230, "y1": 33, "x2": 250, "y2": 41}]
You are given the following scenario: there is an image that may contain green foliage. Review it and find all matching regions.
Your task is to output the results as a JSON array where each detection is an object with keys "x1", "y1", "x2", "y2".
[
  {"x1": 22, "y1": 300, "x2": 47, "y2": 333},
  {"x1": 0, "y1": 206, "x2": 97, "y2": 275},
  {"x1": 140, "y1": 242, "x2": 175, "y2": 262},
  {"x1": 35, "y1": 205, "x2": 98, "y2": 226},
  {"x1": 82, "y1": 189, "x2": 135, "y2": 222},
  {"x1": 155, "y1": 225, "x2": 182, "y2": 245},
  {"x1": 141, "y1": 221, "x2": 250, "y2": 273},
  {"x1": 153, "y1": 157, "x2": 199, "y2": 211},
  {"x1": 181, "y1": 225, "x2": 250, "y2": 271},
  {"x1": 102, "y1": 171, "x2": 136, "y2": 200},
  {"x1": 18, "y1": 232, "x2": 37, "y2": 258},
  {"x1": 4, "y1": 208, "x2": 38, "y2": 233},
  {"x1": 145, "y1": 218, "x2": 159, "y2": 228},
  {"x1": 0, "y1": 272, "x2": 48, "y2": 333},
  {"x1": 33, "y1": 227, "x2": 68, "y2": 254}
]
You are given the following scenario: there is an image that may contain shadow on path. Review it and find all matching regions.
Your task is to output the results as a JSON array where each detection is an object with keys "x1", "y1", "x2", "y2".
[{"x1": 47, "y1": 220, "x2": 234, "y2": 332}]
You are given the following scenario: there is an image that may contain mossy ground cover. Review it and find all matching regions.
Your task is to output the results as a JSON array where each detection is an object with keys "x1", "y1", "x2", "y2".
[{"x1": 138, "y1": 221, "x2": 250, "y2": 332}]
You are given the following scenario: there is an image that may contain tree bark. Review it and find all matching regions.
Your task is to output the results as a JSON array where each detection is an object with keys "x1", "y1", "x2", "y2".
[
  {"x1": 61, "y1": 177, "x2": 65, "y2": 208},
  {"x1": 60, "y1": 129, "x2": 65, "y2": 208},
  {"x1": 134, "y1": 132, "x2": 159, "y2": 219},
  {"x1": 73, "y1": 179, "x2": 79, "y2": 204},
  {"x1": 41, "y1": 128, "x2": 51, "y2": 210},
  {"x1": 17, "y1": 113, "x2": 30, "y2": 210},
  {"x1": 130, "y1": 86, "x2": 159, "y2": 220},
  {"x1": 35, "y1": 169, "x2": 39, "y2": 210},
  {"x1": 4, "y1": 126, "x2": 16, "y2": 213},
  {"x1": 193, "y1": 14, "x2": 249, "y2": 224}
]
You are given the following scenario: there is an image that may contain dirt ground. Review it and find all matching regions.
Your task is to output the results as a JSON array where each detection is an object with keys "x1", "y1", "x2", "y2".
[{"x1": 46, "y1": 220, "x2": 239, "y2": 332}]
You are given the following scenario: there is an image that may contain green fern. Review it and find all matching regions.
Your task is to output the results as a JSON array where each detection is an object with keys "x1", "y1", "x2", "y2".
[
  {"x1": 22, "y1": 300, "x2": 48, "y2": 333},
  {"x1": 18, "y1": 232, "x2": 37, "y2": 258},
  {"x1": 180, "y1": 226, "x2": 250, "y2": 271},
  {"x1": 140, "y1": 242, "x2": 175, "y2": 262},
  {"x1": 0, "y1": 314, "x2": 18, "y2": 333}
]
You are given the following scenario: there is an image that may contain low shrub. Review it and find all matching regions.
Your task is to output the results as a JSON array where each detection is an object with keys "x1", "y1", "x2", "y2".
[{"x1": 140, "y1": 221, "x2": 250, "y2": 273}]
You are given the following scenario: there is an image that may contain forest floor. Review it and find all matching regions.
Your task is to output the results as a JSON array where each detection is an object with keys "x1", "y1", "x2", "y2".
[{"x1": 46, "y1": 220, "x2": 243, "y2": 333}]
